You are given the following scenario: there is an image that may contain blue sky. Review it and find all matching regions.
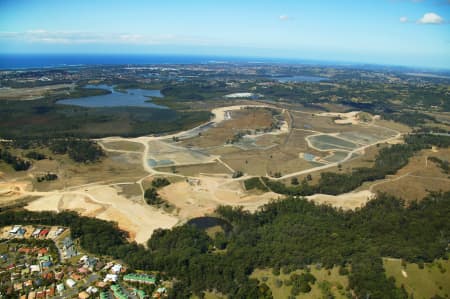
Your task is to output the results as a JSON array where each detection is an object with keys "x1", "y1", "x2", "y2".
[{"x1": 0, "y1": 0, "x2": 449, "y2": 68}]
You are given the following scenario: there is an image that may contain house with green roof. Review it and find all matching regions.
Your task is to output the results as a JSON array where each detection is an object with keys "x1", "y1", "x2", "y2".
[
  {"x1": 100, "y1": 290, "x2": 109, "y2": 299},
  {"x1": 110, "y1": 284, "x2": 128, "y2": 299}
]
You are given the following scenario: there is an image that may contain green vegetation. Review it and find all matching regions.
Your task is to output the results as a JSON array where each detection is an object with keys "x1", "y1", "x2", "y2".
[
  {"x1": 25, "y1": 151, "x2": 47, "y2": 160},
  {"x1": 0, "y1": 96, "x2": 211, "y2": 139},
  {"x1": 48, "y1": 139, "x2": 105, "y2": 163},
  {"x1": 383, "y1": 111, "x2": 437, "y2": 127},
  {"x1": 3, "y1": 189, "x2": 449, "y2": 298},
  {"x1": 244, "y1": 177, "x2": 268, "y2": 191},
  {"x1": 144, "y1": 188, "x2": 164, "y2": 205},
  {"x1": 151, "y1": 177, "x2": 171, "y2": 189},
  {"x1": 2, "y1": 138, "x2": 105, "y2": 164},
  {"x1": 428, "y1": 156, "x2": 449, "y2": 174},
  {"x1": 288, "y1": 272, "x2": 316, "y2": 295},
  {"x1": 0, "y1": 148, "x2": 31, "y2": 171},
  {"x1": 261, "y1": 134, "x2": 450, "y2": 196},
  {"x1": 144, "y1": 187, "x2": 173, "y2": 211},
  {"x1": 36, "y1": 172, "x2": 58, "y2": 182}
]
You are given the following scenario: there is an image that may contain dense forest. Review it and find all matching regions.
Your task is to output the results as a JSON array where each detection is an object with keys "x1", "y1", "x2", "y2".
[
  {"x1": 254, "y1": 134, "x2": 450, "y2": 196},
  {"x1": 1, "y1": 190, "x2": 449, "y2": 298}
]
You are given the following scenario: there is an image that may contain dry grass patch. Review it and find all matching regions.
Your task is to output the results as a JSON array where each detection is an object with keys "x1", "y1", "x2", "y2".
[
  {"x1": 179, "y1": 108, "x2": 276, "y2": 148},
  {"x1": 33, "y1": 151, "x2": 146, "y2": 191},
  {"x1": 156, "y1": 161, "x2": 232, "y2": 176},
  {"x1": 101, "y1": 140, "x2": 144, "y2": 152},
  {"x1": 370, "y1": 148, "x2": 450, "y2": 201},
  {"x1": 0, "y1": 84, "x2": 72, "y2": 100}
]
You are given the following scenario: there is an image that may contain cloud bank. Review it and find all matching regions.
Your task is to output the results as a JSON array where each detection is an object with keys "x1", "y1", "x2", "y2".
[{"x1": 0, "y1": 30, "x2": 207, "y2": 45}]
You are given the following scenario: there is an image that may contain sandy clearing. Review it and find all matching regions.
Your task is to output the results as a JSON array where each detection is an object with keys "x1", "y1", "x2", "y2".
[
  {"x1": 25, "y1": 194, "x2": 62, "y2": 212},
  {"x1": 224, "y1": 92, "x2": 255, "y2": 98},
  {"x1": 159, "y1": 176, "x2": 281, "y2": 219},
  {"x1": 211, "y1": 105, "x2": 271, "y2": 123},
  {"x1": 25, "y1": 185, "x2": 179, "y2": 245},
  {"x1": 81, "y1": 185, "x2": 179, "y2": 244},
  {"x1": 0, "y1": 181, "x2": 33, "y2": 204},
  {"x1": 317, "y1": 111, "x2": 361, "y2": 125},
  {"x1": 307, "y1": 190, "x2": 375, "y2": 210}
]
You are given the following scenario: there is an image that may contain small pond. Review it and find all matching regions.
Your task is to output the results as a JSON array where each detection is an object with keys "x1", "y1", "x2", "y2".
[{"x1": 187, "y1": 217, "x2": 232, "y2": 232}]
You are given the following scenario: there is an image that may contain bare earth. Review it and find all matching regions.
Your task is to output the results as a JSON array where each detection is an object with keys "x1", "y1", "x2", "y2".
[
  {"x1": 2, "y1": 105, "x2": 405, "y2": 244},
  {"x1": 307, "y1": 190, "x2": 375, "y2": 210},
  {"x1": 25, "y1": 185, "x2": 178, "y2": 244}
]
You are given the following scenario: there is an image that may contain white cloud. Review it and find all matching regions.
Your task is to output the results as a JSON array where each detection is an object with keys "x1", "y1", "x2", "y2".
[
  {"x1": 0, "y1": 30, "x2": 208, "y2": 45},
  {"x1": 418, "y1": 12, "x2": 444, "y2": 24},
  {"x1": 399, "y1": 16, "x2": 409, "y2": 23},
  {"x1": 279, "y1": 15, "x2": 289, "y2": 21}
]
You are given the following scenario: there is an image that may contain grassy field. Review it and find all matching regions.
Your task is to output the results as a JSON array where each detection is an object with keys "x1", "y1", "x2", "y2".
[
  {"x1": 219, "y1": 147, "x2": 314, "y2": 177},
  {"x1": 370, "y1": 147, "x2": 450, "y2": 201},
  {"x1": 117, "y1": 183, "x2": 143, "y2": 199},
  {"x1": 0, "y1": 143, "x2": 148, "y2": 193},
  {"x1": 290, "y1": 111, "x2": 357, "y2": 134},
  {"x1": 100, "y1": 140, "x2": 144, "y2": 152},
  {"x1": 0, "y1": 84, "x2": 73, "y2": 100},
  {"x1": 178, "y1": 107, "x2": 276, "y2": 148},
  {"x1": 281, "y1": 143, "x2": 386, "y2": 185},
  {"x1": 251, "y1": 267, "x2": 349, "y2": 299},
  {"x1": 156, "y1": 161, "x2": 232, "y2": 176},
  {"x1": 383, "y1": 258, "x2": 450, "y2": 299},
  {"x1": 24, "y1": 150, "x2": 146, "y2": 192}
]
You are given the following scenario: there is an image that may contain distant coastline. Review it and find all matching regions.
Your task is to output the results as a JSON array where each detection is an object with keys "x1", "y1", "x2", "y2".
[
  {"x1": 2, "y1": 53, "x2": 446, "y2": 72},
  {"x1": 0, "y1": 53, "x2": 315, "y2": 70}
]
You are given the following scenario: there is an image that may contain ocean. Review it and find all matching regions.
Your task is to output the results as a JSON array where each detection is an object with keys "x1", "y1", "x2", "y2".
[
  {"x1": 0, "y1": 53, "x2": 334, "y2": 70},
  {"x1": 0, "y1": 54, "x2": 270, "y2": 69}
]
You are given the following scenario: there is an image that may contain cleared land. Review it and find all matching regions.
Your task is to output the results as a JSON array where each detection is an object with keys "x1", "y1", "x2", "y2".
[
  {"x1": 158, "y1": 176, "x2": 281, "y2": 219},
  {"x1": 307, "y1": 190, "x2": 374, "y2": 210},
  {"x1": 155, "y1": 161, "x2": 232, "y2": 177},
  {"x1": 178, "y1": 107, "x2": 275, "y2": 148},
  {"x1": 99, "y1": 140, "x2": 145, "y2": 152},
  {"x1": 0, "y1": 105, "x2": 414, "y2": 245},
  {"x1": 0, "y1": 84, "x2": 73, "y2": 100},
  {"x1": 25, "y1": 185, "x2": 178, "y2": 244}
]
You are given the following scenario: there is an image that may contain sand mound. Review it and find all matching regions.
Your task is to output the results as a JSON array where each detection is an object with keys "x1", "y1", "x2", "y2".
[{"x1": 307, "y1": 190, "x2": 374, "y2": 210}]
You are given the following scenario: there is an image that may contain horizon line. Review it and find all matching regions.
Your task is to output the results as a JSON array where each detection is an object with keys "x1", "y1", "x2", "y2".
[{"x1": 0, "y1": 52, "x2": 449, "y2": 72}]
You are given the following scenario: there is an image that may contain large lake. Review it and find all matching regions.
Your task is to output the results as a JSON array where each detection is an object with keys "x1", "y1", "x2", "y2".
[
  {"x1": 274, "y1": 75, "x2": 328, "y2": 83},
  {"x1": 57, "y1": 84, "x2": 167, "y2": 108}
]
